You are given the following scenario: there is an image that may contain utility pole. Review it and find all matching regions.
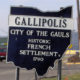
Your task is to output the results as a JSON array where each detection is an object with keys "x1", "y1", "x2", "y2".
[
  {"x1": 77, "y1": 0, "x2": 80, "y2": 17},
  {"x1": 77, "y1": 0, "x2": 80, "y2": 46}
]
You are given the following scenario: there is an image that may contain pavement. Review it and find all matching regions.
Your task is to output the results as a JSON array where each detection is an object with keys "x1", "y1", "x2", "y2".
[{"x1": 0, "y1": 61, "x2": 80, "y2": 80}]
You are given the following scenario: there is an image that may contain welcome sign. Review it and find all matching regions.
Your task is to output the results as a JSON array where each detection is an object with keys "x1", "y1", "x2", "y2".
[{"x1": 7, "y1": 6, "x2": 73, "y2": 75}]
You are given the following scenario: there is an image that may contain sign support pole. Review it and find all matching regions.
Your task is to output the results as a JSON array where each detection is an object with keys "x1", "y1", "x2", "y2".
[
  {"x1": 35, "y1": 71, "x2": 38, "y2": 80},
  {"x1": 57, "y1": 59, "x2": 62, "y2": 80},
  {"x1": 16, "y1": 67, "x2": 20, "y2": 80}
]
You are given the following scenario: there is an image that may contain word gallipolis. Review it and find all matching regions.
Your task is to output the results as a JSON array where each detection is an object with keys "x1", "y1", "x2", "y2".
[
  {"x1": 9, "y1": 15, "x2": 73, "y2": 30},
  {"x1": 15, "y1": 16, "x2": 67, "y2": 28}
]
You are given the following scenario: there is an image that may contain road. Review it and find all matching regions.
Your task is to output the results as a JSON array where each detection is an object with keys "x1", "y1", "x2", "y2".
[
  {"x1": 0, "y1": 61, "x2": 80, "y2": 80},
  {"x1": 0, "y1": 61, "x2": 35, "y2": 80}
]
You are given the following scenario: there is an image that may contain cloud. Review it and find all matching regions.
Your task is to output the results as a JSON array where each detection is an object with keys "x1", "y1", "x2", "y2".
[
  {"x1": 7, "y1": 0, "x2": 38, "y2": 6},
  {"x1": 8, "y1": 0, "x2": 32, "y2": 3}
]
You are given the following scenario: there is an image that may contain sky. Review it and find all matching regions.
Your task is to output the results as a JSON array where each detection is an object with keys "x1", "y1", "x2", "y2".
[{"x1": 0, "y1": 0, "x2": 80, "y2": 37}]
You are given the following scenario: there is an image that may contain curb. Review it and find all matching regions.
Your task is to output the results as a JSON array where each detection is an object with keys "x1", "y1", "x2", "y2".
[{"x1": 66, "y1": 62, "x2": 80, "y2": 65}]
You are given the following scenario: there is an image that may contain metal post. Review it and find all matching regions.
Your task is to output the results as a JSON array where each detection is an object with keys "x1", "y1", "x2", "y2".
[
  {"x1": 35, "y1": 71, "x2": 38, "y2": 80},
  {"x1": 16, "y1": 67, "x2": 20, "y2": 80},
  {"x1": 57, "y1": 59, "x2": 62, "y2": 80}
]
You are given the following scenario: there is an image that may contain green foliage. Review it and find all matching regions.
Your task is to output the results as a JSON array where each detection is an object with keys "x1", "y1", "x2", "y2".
[{"x1": 0, "y1": 37, "x2": 7, "y2": 48}]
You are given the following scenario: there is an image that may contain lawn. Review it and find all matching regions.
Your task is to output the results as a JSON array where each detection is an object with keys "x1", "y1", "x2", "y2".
[{"x1": 41, "y1": 73, "x2": 80, "y2": 80}]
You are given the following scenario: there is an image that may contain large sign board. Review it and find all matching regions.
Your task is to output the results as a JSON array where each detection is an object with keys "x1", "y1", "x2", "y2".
[{"x1": 7, "y1": 6, "x2": 73, "y2": 75}]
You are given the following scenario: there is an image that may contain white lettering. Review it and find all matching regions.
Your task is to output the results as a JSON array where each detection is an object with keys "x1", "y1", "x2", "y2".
[
  {"x1": 19, "y1": 50, "x2": 58, "y2": 57},
  {"x1": 27, "y1": 44, "x2": 51, "y2": 50},
  {"x1": 26, "y1": 30, "x2": 34, "y2": 36},
  {"x1": 33, "y1": 57, "x2": 44, "y2": 61},
  {"x1": 28, "y1": 39, "x2": 51, "y2": 44},
  {"x1": 50, "y1": 31, "x2": 70, "y2": 38},
  {"x1": 36, "y1": 31, "x2": 48, "y2": 36},
  {"x1": 10, "y1": 29, "x2": 24, "y2": 35}
]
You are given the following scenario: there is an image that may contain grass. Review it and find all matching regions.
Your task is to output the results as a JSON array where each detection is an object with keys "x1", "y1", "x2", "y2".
[
  {"x1": 41, "y1": 73, "x2": 80, "y2": 80},
  {"x1": 0, "y1": 37, "x2": 7, "y2": 48}
]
